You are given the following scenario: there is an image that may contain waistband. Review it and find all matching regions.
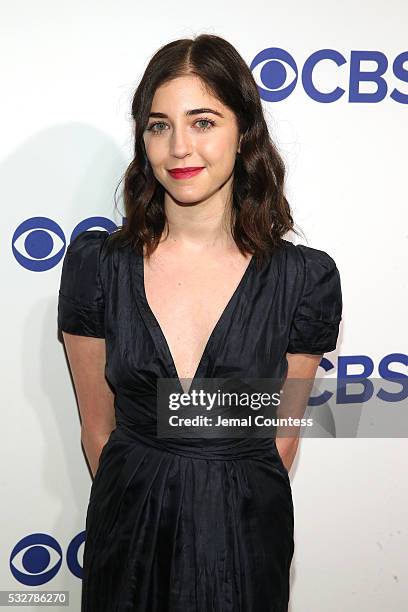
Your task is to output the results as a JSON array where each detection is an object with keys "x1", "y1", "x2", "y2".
[{"x1": 110, "y1": 421, "x2": 277, "y2": 461}]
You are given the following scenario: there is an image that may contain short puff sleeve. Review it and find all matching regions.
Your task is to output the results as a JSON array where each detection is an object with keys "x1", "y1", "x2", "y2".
[
  {"x1": 287, "y1": 245, "x2": 342, "y2": 355},
  {"x1": 57, "y1": 230, "x2": 109, "y2": 338}
]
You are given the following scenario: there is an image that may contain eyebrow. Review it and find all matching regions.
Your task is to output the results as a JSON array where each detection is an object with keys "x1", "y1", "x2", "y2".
[{"x1": 148, "y1": 107, "x2": 225, "y2": 119}]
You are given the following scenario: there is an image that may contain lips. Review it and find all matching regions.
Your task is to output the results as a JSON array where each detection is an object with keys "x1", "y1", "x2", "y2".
[{"x1": 168, "y1": 167, "x2": 204, "y2": 179}]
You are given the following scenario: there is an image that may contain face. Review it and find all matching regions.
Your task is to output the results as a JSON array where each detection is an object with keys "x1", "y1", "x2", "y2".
[{"x1": 142, "y1": 75, "x2": 242, "y2": 206}]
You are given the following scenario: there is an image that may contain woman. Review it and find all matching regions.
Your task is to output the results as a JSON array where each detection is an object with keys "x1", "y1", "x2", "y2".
[{"x1": 58, "y1": 34, "x2": 342, "y2": 611}]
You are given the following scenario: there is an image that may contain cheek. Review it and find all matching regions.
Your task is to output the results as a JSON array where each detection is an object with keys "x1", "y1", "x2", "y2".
[
  {"x1": 200, "y1": 139, "x2": 236, "y2": 166},
  {"x1": 144, "y1": 138, "x2": 166, "y2": 166}
]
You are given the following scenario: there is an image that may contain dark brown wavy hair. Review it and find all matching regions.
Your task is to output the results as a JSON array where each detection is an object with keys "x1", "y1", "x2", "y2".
[{"x1": 108, "y1": 33, "x2": 302, "y2": 269}]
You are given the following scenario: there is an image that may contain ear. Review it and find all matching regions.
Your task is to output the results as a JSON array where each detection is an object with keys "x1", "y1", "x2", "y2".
[{"x1": 237, "y1": 135, "x2": 243, "y2": 154}]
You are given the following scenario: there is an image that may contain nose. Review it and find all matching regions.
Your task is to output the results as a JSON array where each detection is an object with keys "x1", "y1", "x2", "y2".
[{"x1": 169, "y1": 125, "x2": 193, "y2": 158}]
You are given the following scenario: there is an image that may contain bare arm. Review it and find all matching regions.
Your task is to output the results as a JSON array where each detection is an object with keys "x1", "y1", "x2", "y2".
[
  {"x1": 275, "y1": 353, "x2": 322, "y2": 474},
  {"x1": 62, "y1": 332, "x2": 115, "y2": 478}
]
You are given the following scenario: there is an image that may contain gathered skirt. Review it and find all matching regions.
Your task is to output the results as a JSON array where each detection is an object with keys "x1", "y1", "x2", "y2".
[{"x1": 81, "y1": 426, "x2": 295, "y2": 612}]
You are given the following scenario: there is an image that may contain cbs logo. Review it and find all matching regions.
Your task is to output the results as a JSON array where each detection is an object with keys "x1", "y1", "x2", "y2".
[
  {"x1": 251, "y1": 47, "x2": 408, "y2": 103},
  {"x1": 12, "y1": 216, "x2": 120, "y2": 271},
  {"x1": 10, "y1": 532, "x2": 85, "y2": 585}
]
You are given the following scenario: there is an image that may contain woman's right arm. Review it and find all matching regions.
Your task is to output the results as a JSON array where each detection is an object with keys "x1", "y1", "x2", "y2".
[{"x1": 62, "y1": 331, "x2": 115, "y2": 478}]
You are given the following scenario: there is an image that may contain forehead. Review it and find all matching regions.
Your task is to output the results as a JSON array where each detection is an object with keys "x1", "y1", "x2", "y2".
[{"x1": 150, "y1": 75, "x2": 230, "y2": 116}]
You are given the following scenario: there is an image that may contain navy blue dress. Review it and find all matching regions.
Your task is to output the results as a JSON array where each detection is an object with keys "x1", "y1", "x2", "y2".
[{"x1": 57, "y1": 229, "x2": 342, "y2": 612}]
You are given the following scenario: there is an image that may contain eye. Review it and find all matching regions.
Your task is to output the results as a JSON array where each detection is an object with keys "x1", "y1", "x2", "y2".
[
  {"x1": 12, "y1": 219, "x2": 66, "y2": 272},
  {"x1": 10, "y1": 533, "x2": 63, "y2": 586},
  {"x1": 195, "y1": 118, "x2": 216, "y2": 131},
  {"x1": 146, "y1": 121, "x2": 168, "y2": 135},
  {"x1": 145, "y1": 117, "x2": 216, "y2": 135}
]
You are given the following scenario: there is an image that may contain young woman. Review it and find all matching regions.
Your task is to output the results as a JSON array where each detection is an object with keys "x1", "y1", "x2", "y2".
[{"x1": 58, "y1": 34, "x2": 342, "y2": 612}]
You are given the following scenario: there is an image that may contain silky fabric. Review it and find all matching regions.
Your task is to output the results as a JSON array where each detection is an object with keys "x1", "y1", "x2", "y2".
[{"x1": 57, "y1": 230, "x2": 342, "y2": 612}]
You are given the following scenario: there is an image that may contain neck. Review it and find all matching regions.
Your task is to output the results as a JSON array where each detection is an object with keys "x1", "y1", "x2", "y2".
[{"x1": 162, "y1": 179, "x2": 236, "y2": 253}]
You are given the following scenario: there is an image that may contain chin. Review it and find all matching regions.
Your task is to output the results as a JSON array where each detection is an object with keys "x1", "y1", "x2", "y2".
[
  {"x1": 172, "y1": 195, "x2": 207, "y2": 207},
  {"x1": 166, "y1": 187, "x2": 210, "y2": 205}
]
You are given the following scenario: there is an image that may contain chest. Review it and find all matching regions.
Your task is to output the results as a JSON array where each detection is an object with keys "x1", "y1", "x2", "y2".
[{"x1": 143, "y1": 253, "x2": 253, "y2": 382}]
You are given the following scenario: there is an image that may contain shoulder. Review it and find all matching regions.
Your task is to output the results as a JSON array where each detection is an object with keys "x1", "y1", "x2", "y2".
[
  {"x1": 283, "y1": 241, "x2": 343, "y2": 354},
  {"x1": 281, "y1": 239, "x2": 342, "y2": 320},
  {"x1": 281, "y1": 239, "x2": 339, "y2": 273},
  {"x1": 59, "y1": 230, "x2": 112, "y2": 304},
  {"x1": 65, "y1": 229, "x2": 110, "y2": 257},
  {"x1": 63, "y1": 229, "x2": 117, "y2": 276}
]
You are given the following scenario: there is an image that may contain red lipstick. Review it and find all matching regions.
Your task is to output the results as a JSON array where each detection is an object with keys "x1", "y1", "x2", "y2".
[{"x1": 168, "y1": 167, "x2": 204, "y2": 179}]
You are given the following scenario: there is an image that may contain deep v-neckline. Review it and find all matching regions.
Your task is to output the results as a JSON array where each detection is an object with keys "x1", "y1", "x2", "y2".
[{"x1": 137, "y1": 251, "x2": 255, "y2": 394}]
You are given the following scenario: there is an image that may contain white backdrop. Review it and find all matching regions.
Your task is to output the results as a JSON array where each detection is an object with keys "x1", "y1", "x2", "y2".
[{"x1": 1, "y1": 1, "x2": 407, "y2": 610}]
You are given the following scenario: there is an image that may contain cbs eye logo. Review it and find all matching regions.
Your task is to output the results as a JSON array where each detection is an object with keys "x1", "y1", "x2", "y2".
[
  {"x1": 251, "y1": 47, "x2": 408, "y2": 103},
  {"x1": 10, "y1": 532, "x2": 85, "y2": 585},
  {"x1": 251, "y1": 47, "x2": 298, "y2": 102},
  {"x1": 12, "y1": 216, "x2": 118, "y2": 271}
]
